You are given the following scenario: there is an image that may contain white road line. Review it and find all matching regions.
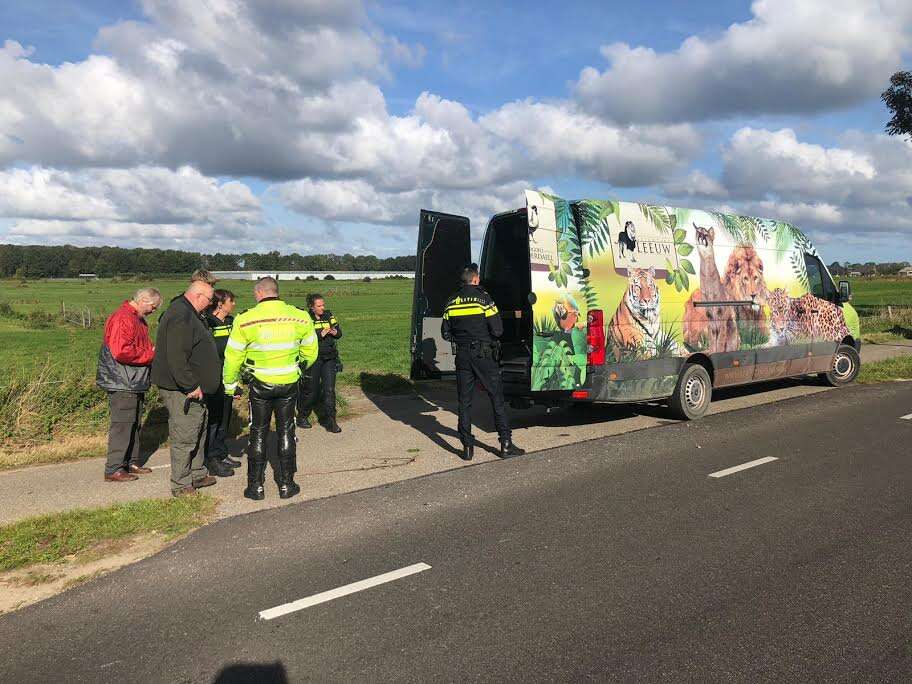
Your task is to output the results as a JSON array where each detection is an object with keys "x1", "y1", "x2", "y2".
[
  {"x1": 709, "y1": 457, "x2": 779, "y2": 479},
  {"x1": 900, "y1": 413, "x2": 912, "y2": 421},
  {"x1": 258, "y1": 562, "x2": 432, "y2": 621}
]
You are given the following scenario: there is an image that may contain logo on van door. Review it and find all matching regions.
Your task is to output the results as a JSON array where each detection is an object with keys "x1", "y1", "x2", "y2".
[{"x1": 606, "y1": 203, "x2": 678, "y2": 277}]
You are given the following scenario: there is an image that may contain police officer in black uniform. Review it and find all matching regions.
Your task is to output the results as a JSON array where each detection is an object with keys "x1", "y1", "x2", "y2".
[
  {"x1": 442, "y1": 264, "x2": 524, "y2": 461},
  {"x1": 296, "y1": 293, "x2": 343, "y2": 433}
]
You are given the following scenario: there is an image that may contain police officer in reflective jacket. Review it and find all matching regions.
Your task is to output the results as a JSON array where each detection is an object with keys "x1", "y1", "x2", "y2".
[
  {"x1": 442, "y1": 264, "x2": 524, "y2": 461},
  {"x1": 223, "y1": 277, "x2": 318, "y2": 500}
]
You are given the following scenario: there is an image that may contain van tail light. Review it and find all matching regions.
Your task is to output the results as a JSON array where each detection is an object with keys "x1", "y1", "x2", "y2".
[{"x1": 587, "y1": 309, "x2": 606, "y2": 366}]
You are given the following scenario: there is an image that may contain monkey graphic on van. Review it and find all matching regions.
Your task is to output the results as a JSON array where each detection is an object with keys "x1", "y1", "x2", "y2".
[{"x1": 617, "y1": 220, "x2": 637, "y2": 261}]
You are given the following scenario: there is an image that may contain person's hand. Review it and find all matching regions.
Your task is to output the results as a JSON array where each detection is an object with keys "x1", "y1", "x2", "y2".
[
  {"x1": 187, "y1": 386, "x2": 203, "y2": 400},
  {"x1": 320, "y1": 327, "x2": 330, "y2": 337},
  {"x1": 329, "y1": 327, "x2": 339, "y2": 336}
]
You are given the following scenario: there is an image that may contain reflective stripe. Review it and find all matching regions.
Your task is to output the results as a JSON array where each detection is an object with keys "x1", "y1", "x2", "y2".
[
  {"x1": 254, "y1": 365, "x2": 300, "y2": 376},
  {"x1": 212, "y1": 329, "x2": 231, "y2": 337},
  {"x1": 484, "y1": 306, "x2": 499, "y2": 317},
  {"x1": 226, "y1": 338, "x2": 246, "y2": 350},
  {"x1": 224, "y1": 382, "x2": 238, "y2": 393},
  {"x1": 248, "y1": 341, "x2": 299, "y2": 351},
  {"x1": 446, "y1": 307, "x2": 486, "y2": 317},
  {"x1": 301, "y1": 334, "x2": 316, "y2": 346},
  {"x1": 239, "y1": 317, "x2": 310, "y2": 328}
]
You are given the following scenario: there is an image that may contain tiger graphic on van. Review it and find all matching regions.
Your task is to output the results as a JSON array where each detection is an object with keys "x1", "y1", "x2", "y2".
[{"x1": 608, "y1": 266, "x2": 667, "y2": 361}]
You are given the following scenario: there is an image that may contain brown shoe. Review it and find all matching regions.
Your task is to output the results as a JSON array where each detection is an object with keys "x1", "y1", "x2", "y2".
[
  {"x1": 172, "y1": 485, "x2": 197, "y2": 497},
  {"x1": 105, "y1": 469, "x2": 138, "y2": 482},
  {"x1": 192, "y1": 475, "x2": 217, "y2": 489},
  {"x1": 127, "y1": 464, "x2": 153, "y2": 474}
]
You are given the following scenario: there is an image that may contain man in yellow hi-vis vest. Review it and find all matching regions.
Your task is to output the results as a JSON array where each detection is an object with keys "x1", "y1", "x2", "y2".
[{"x1": 224, "y1": 277, "x2": 318, "y2": 500}]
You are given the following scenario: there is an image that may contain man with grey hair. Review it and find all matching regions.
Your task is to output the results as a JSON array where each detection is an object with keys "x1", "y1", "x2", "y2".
[
  {"x1": 152, "y1": 280, "x2": 224, "y2": 495},
  {"x1": 96, "y1": 287, "x2": 162, "y2": 482},
  {"x1": 191, "y1": 268, "x2": 218, "y2": 286}
]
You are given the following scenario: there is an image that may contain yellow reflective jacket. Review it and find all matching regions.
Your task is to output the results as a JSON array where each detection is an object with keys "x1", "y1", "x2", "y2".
[{"x1": 223, "y1": 298, "x2": 318, "y2": 393}]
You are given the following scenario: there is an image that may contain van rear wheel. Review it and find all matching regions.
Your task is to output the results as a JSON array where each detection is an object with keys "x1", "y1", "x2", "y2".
[
  {"x1": 669, "y1": 363, "x2": 712, "y2": 421},
  {"x1": 820, "y1": 344, "x2": 860, "y2": 386}
]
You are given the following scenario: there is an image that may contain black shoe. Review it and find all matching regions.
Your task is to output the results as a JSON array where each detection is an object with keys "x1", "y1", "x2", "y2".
[
  {"x1": 459, "y1": 443, "x2": 474, "y2": 461},
  {"x1": 222, "y1": 456, "x2": 241, "y2": 468},
  {"x1": 206, "y1": 459, "x2": 235, "y2": 477},
  {"x1": 325, "y1": 417, "x2": 341, "y2": 434},
  {"x1": 499, "y1": 440, "x2": 525, "y2": 459},
  {"x1": 296, "y1": 415, "x2": 312, "y2": 429}
]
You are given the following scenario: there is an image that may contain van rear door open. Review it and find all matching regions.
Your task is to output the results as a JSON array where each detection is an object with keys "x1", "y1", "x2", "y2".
[{"x1": 410, "y1": 210, "x2": 471, "y2": 379}]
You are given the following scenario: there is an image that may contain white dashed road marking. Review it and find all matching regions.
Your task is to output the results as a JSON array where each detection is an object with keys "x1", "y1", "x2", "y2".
[
  {"x1": 709, "y1": 457, "x2": 779, "y2": 479},
  {"x1": 900, "y1": 413, "x2": 912, "y2": 421},
  {"x1": 258, "y1": 562, "x2": 432, "y2": 621}
]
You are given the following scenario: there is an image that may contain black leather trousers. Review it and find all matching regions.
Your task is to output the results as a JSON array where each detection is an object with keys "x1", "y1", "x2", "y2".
[{"x1": 248, "y1": 378, "x2": 297, "y2": 484}]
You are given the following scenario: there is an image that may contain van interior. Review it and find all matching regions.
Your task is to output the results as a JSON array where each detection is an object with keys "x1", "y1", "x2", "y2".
[{"x1": 479, "y1": 210, "x2": 533, "y2": 390}]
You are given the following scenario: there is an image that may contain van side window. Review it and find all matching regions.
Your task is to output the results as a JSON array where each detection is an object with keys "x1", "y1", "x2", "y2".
[{"x1": 803, "y1": 253, "x2": 836, "y2": 301}]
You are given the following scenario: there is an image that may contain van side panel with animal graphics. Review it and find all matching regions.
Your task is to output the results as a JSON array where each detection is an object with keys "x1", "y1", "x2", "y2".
[{"x1": 411, "y1": 191, "x2": 860, "y2": 419}]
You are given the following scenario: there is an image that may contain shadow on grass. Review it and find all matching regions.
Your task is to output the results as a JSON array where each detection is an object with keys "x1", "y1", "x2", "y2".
[{"x1": 888, "y1": 325, "x2": 912, "y2": 339}]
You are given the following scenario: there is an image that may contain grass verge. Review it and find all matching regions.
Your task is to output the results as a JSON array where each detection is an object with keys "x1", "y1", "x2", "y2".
[
  {"x1": 0, "y1": 495, "x2": 216, "y2": 572},
  {"x1": 858, "y1": 355, "x2": 912, "y2": 384}
]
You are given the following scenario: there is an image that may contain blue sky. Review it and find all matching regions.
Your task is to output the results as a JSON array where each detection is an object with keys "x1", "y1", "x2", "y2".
[{"x1": 0, "y1": 0, "x2": 910, "y2": 263}]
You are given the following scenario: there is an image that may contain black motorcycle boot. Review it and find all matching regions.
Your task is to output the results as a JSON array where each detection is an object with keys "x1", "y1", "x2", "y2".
[
  {"x1": 296, "y1": 414, "x2": 312, "y2": 429},
  {"x1": 325, "y1": 415, "x2": 342, "y2": 434},
  {"x1": 243, "y1": 461, "x2": 267, "y2": 500},
  {"x1": 499, "y1": 439, "x2": 525, "y2": 459},
  {"x1": 459, "y1": 441, "x2": 474, "y2": 461},
  {"x1": 223, "y1": 456, "x2": 242, "y2": 468},
  {"x1": 277, "y1": 458, "x2": 301, "y2": 499}
]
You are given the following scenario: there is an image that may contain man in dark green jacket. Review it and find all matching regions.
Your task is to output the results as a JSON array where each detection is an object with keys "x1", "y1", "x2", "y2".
[{"x1": 151, "y1": 280, "x2": 223, "y2": 496}]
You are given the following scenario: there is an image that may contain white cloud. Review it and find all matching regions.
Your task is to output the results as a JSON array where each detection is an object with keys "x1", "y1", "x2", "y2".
[
  {"x1": 0, "y1": 166, "x2": 261, "y2": 243},
  {"x1": 480, "y1": 101, "x2": 701, "y2": 186},
  {"x1": 664, "y1": 127, "x2": 912, "y2": 244},
  {"x1": 575, "y1": 0, "x2": 912, "y2": 123}
]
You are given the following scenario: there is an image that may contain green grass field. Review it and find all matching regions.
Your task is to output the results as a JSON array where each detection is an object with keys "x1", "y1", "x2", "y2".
[{"x1": 0, "y1": 277, "x2": 414, "y2": 381}]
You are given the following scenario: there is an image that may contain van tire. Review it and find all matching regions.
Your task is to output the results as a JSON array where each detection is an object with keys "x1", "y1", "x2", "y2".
[
  {"x1": 820, "y1": 344, "x2": 860, "y2": 386},
  {"x1": 669, "y1": 363, "x2": 712, "y2": 421}
]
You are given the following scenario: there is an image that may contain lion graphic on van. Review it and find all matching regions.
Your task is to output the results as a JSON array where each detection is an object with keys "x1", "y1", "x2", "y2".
[{"x1": 723, "y1": 245, "x2": 770, "y2": 340}]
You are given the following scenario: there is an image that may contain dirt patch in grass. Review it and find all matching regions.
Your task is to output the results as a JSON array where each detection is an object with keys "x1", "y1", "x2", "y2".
[
  {"x1": 0, "y1": 532, "x2": 176, "y2": 614},
  {"x1": 0, "y1": 433, "x2": 107, "y2": 471}
]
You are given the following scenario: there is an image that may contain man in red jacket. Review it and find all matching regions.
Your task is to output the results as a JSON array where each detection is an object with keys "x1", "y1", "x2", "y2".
[{"x1": 96, "y1": 287, "x2": 162, "y2": 482}]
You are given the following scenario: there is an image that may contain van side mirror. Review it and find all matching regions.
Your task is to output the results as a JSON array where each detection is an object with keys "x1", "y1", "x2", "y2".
[{"x1": 838, "y1": 280, "x2": 851, "y2": 303}]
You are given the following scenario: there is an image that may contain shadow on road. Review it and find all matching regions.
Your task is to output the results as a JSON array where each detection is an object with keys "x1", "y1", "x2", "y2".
[{"x1": 213, "y1": 661, "x2": 288, "y2": 683}]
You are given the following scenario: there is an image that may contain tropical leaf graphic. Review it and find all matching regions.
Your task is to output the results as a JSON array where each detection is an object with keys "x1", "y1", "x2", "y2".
[
  {"x1": 638, "y1": 203, "x2": 676, "y2": 234},
  {"x1": 575, "y1": 199, "x2": 618, "y2": 258},
  {"x1": 711, "y1": 212, "x2": 761, "y2": 245},
  {"x1": 790, "y1": 250, "x2": 810, "y2": 291}
]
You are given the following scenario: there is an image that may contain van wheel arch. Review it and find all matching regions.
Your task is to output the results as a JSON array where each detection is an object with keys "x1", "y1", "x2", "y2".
[{"x1": 684, "y1": 353, "x2": 715, "y2": 386}]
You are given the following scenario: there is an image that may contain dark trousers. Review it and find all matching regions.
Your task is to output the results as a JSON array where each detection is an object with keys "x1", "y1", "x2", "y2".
[
  {"x1": 105, "y1": 391, "x2": 144, "y2": 476},
  {"x1": 204, "y1": 393, "x2": 233, "y2": 462},
  {"x1": 455, "y1": 347, "x2": 510, "y2": 446},
  {"x1": 249, "y1": 380, "x2": 298, "y2": 483},
  {"x1": 297, "y1": 357, "x2": 337, "y2": 420}
]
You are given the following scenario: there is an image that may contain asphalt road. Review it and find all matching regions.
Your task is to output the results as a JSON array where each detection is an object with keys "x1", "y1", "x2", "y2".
[{"x1": 2, "y1": 382, "x2": 911, "y2": 682}]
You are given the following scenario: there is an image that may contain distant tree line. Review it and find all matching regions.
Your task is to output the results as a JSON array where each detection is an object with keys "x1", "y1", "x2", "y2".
[
  {"x1": 0, "y1": 244, "x2": 416, "y2": 278},
  {"x1": 828, "y1": 261, "x2": 910, "y2": 277}
]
